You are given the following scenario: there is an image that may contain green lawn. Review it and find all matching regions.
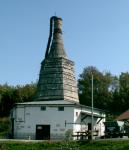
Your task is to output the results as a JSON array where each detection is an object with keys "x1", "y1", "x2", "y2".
[{"x1": 0, "y1": 139, "x2": 129, "y2": 150}]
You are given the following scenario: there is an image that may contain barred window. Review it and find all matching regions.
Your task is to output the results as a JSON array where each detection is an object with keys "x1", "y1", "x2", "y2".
[
  {"x1": 41, "y1": 107, "x2": 46, "y2": 111},
  {"x1": 58, "y1": 107, "x2": 64, "y2": 111}
]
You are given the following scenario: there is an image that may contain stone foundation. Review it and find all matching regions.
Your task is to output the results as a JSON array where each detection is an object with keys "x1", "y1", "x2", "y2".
[
  {"x1": 14, "y1": 133, "x2": 35, "y2": 140},
  {"x1": 50, "y1": 133, "x2": 65, "y2": 140},
  {"x1": 14, "y1": 133, "x2": 66, "y2": 140}
]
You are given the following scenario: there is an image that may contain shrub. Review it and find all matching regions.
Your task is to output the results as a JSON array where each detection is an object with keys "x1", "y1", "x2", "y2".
[{"x1": 60, "y1": 130, "x2": 80, "y2": 150}]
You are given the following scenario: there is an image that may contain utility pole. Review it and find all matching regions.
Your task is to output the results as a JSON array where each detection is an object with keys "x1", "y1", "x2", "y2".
[{"x1": 91, "y1": 75, "x2": 93, "y2": 140}]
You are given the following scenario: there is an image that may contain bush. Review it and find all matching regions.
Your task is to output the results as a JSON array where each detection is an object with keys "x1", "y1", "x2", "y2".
[
  {"x1": 0, "y1": 118, "x2": 10, "y2": 138},
  {"x1": 60, "y1": 130, "x2": 80, "y2": 150}
]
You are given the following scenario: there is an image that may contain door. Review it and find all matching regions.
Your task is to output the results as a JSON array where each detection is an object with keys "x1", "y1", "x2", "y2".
[
  {"x1": 88, "y1": 123, "x2": 91, "y2": 130},
  {"x1": 11, "y1": 118, "x2": 14, "y2": 139},
  {"x1": 36, "y1": 125, "x2": 50, "y2": 140},
  {"x1": 88, "y1": 123, "x2": 91, "y2": 139}
]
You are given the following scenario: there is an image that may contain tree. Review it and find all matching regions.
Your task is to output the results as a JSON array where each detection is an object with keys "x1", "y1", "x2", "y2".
[
  {"x1": 77, "y1": 66, "x2": 113, "y2": 110},
  {"x1": 1, "y1": 87, "x2": 16, "y2": 117},
  {"x1": 119, "y1": 72, "x2": 129, "y2": 111},
  {"x1": 0, "y1": 82, "x2": 37, "y2": 117}
]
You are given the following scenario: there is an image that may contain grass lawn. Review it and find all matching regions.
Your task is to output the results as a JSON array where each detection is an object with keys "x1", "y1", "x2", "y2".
[{"x1": 0, "y1": 139, "x2": 129, "y2": 150}]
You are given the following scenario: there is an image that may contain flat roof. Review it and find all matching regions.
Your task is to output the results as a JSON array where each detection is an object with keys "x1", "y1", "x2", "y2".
[
  {"x1": 16, "y1": 100, "x2": 74, "y2": 105},
  {"x1": 15, "y1": 99, "x2": 107, "y2": 112}
]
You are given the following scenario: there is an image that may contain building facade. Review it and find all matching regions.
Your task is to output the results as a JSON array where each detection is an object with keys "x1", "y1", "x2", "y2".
[
  {"x1": 10, "y1": 16, "x2": 106, "y2": 140},
  {"x1": 10, "y1": 100, "x2": 105, "y2": 140}
]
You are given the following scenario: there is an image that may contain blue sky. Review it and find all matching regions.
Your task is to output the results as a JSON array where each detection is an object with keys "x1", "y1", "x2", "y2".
[{"x1": 1, "y1": 0, "x2": 129, "y2": 87}]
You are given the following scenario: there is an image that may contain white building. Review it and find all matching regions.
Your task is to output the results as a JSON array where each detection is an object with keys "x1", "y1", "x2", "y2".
[
  {"x1": 10, "y1": 100, "x2": 106, "y2": 140},
  {"x1": 10, "y1": 16, "x2": 106, "y2": 140}
]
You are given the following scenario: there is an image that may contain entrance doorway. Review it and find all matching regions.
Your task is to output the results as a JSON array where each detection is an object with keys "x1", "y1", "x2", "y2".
[
  {"x1": 88, "y1": 123, "x2": 91, "y2": 139},
  {"x1": 11, "y1": 118, "x2": 14, "y2": 139},
  {"x1": 88, "y1": 123, "x2": 91, "y2": 130},
  {"x1": 36, "y1": 125, "x2": 50, "y2": 140}
]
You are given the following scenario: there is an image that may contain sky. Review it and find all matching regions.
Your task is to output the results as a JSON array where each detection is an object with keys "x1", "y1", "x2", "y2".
[{"x1": 1, "y1": 0, "x2": 129, "y2": 87}]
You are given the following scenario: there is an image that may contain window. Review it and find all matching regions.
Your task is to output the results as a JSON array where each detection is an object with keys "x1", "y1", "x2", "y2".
[
  {"x1": 58, "y1": 107, "x2": 64, "y2": 111},
  {"x1": 76, "y1": 112, "x2": 78, "y2": 117},
  {"x1": 41, "y1": 107, "x2": 46, "y2": 111},
  {"x1": 37, "y1": 126, "x2": 42, "y2": 129},
  {"x1": 100, "y1": 112, "x2": 103, "y2": 116}
]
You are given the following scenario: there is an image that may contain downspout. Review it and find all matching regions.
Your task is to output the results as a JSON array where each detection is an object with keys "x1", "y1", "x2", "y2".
[{"x1": 45, "y1": 16, "x2": 57, "y2": 59}]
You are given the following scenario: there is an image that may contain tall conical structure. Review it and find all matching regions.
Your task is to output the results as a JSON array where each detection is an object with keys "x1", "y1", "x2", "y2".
[{"x1": 35, "y1": 16, "x2": 79, "y2": 103}]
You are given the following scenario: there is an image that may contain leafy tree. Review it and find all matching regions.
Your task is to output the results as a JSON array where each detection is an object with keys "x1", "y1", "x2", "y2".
[
  {"x1": 0, "y1": 82, "x2": 37, "y2": 117},
  {"x1": 1, "y1": 87, "x2": 16, "y2": 117},
  {"x1": 119, "y1": 72, "x2": 129, "y2": 111},
  {"x1": 0, "y1": 85, "x2": 7, "y2": 115},
  {"x1": 77, "y1": 66, "x2": 113, "y2": 110},
  {"x1": 22, "y1": 83, "x2": 37, "y2": 102},
  {"x1": 77, "y1": 66, "x2": 129, "y2": 120}
]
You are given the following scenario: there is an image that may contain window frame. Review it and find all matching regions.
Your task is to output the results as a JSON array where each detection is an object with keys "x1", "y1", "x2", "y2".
[
  {"x1": 76, "y1": 112, "x2": 78, "y2": 117},
  {"x1": 58, "y1": 107, "x2": 64, "y2": 111},
  {"x1": 41, "y1": 107, "x2": 46, "y2": 111}
]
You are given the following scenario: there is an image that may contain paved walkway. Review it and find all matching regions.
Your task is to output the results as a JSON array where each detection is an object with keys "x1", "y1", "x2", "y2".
[
  {"x1": 0, "y1": 137, "x2": 129, "y2": 142},
  {"x1": 0, "y1": 139, "x2": 46, "y2": 142}
]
